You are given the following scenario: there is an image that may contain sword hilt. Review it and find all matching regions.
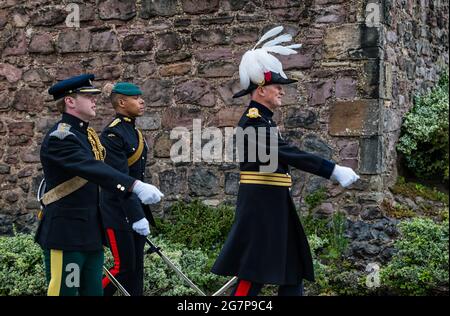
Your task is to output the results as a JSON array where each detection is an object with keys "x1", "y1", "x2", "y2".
[{"x1": 146, "y1": 243, "x2": 161, "y2": 255}]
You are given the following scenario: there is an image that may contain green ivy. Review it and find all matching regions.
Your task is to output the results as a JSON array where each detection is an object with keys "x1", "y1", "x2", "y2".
[{"x1": 397, "y1": 70, "x2": 449, "y2": 181}]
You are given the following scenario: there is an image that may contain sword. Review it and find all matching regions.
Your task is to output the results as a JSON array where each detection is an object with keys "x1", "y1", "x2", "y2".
[
  {"x1": 212, "y1": 276, "x2": 238, "y2": 296},
  {"x1": 145, "y1": 237, "x2": 207, "y2": 296},
  {"x1": 103, "y1": 266, "x2": 131, "y2": 296}
]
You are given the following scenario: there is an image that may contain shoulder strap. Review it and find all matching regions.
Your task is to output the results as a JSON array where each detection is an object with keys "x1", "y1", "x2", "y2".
[{"x1": 127, "y1": 129, "x2": 144, "y2": 166}]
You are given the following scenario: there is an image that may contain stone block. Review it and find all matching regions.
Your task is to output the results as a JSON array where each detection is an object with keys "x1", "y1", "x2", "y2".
[
  {"x1": 140, "y1": 0, "x2": 178, "y2": 18},
  {"x1": 305, "y1": 80, "x2": 333, "y2": 105},
  {"x1": 329, "y1": 100, "x2": 379, "y2": 136},
  {"x1": 29, "y1": 33, "x2": 54, "y2": 54},
  {"x1": 359, "y1": 136, "x2": 382, "y2": 174},
  {"x1": 209, "y1": 106, "x2": 247, "y2": 127},
  {"x1": 122, "y1": 34, "x2": 153, "y2": 51},
  {"x1": 141, "y1": 78, "x2": 173, "y2": 107},
  {"x1": 98, "y1": 0, "x2": 136, "y2": 20},
  {"x1": 90, "y1": 30, "x2": 119, "y2": 52},
  {"x1": 57, "y1": 29, "x2": 91, "y2": 53},
  {"x1": 188, "y1": 167, "x2": 220, "y2": 196},
  {"x1": 175, "y1": 79, "x2": 215, "y2": 107},
  {"x1": 160, "y1": 62, "x2": 191, "y2": 77},
  {"x1": 182, "y1": 0, "x2": 219, "y2": 14},
  {"x1": 285, "y1": 108, "x2": 318, "y2": 129}
]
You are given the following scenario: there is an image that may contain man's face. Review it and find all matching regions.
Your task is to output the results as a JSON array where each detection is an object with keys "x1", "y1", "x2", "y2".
[
  {"x1": 260, "y1": 84, "x2": 285, "y2": 109},
  {"x1": 120, "y1": 95, "x2": 145, "y2": 117},
  {"x1": 67, "y1": 94, "x2": 97, "y2": 121}
]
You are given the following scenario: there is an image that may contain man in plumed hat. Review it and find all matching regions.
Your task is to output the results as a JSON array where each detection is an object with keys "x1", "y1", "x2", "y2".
[
  {"x1": 100, "y1": 82, "x2": 157, "y2": 296},
  {"x1": 36, "y1": 74, "x2": 164, "y2": 296},
  {"x1": 211, "y1": 26, "x2": 360, "y2": 296}
]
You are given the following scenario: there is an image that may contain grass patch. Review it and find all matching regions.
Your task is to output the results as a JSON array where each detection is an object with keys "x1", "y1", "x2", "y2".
[{"x1": 391, "y1": 176, "x2": 449, "y2": 205}]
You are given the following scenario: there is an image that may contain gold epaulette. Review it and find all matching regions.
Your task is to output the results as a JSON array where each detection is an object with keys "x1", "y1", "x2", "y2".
[
  {"x1": 246, "y1": 107, "x2": 261, "y2": 119},
  {"x1": 109, "y1": 118, "x2": 121, "y2": 127}
]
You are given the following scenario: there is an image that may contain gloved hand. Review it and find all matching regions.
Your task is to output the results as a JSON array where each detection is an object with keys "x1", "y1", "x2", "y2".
[
  {"x1": 330, "y1": 165, "x2": 360, "y2": 188},
  {"x1": 132, "y1": 217, "x2": 150, "y2": 236},
  {"x1": 132, "y1": 180, "x2": 164, "y2": 205}
]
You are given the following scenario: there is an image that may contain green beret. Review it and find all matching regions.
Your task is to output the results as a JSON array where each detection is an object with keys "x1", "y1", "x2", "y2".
[{"x1": 111, "y1": 82, "x2": 142, "y2": 96}]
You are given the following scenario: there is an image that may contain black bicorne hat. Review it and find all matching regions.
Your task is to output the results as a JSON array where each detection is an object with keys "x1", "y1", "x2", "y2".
[
  {"x1": 232, "y1": 25, "x2": 302, "y2": 98},
  {"x1": 232, "y1": 71, "x2": 297, "y2": 98}
]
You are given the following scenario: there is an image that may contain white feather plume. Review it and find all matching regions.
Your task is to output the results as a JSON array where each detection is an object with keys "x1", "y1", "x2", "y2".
[
  {"x1": 262, "y1": 46, "x2": 298, "y2": 55},
  {"x1": 253, "y1": 26, "x2": 284, "y2": 49},
  {"x1": 262, "y1": 33, "x2": 292, "y2": 48},
  {"x1": 239, "y1": 25, "x2": 302, "y2": 89},
  {"x1": 285, "y1": 44, "x2": 302, "y2": 49}
]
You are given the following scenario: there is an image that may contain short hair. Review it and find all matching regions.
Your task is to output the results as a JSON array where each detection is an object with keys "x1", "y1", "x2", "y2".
[
  {"x1": 110, "y1": 92, "x2": 123, "y2": 109},
  {"x1": 55, "y1": 93, "x2": 77, "y2": 113}
]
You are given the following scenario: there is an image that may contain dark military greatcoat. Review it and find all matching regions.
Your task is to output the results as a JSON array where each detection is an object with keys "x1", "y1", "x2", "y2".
[
  {"x1": 212, "y1": 100, "x2": 336, "y2": 285},
  {"x1": 36, "y1": 113, "x2": 136, "y2": 251}
]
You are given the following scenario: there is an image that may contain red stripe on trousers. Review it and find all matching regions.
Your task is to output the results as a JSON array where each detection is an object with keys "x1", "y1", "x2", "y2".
[
  {"x1": 102, "y1": 228, "x2": 121, "y2": 289},
  {"x1": 234, "y1": 280, "x2": 252, "y2": 296}
]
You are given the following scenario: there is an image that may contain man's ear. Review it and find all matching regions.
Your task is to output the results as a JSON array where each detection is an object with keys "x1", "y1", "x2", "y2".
[
  {"x1": 64, "y1": 96, "x2": 76, "y2": 109},
  {"x1": 256, "y1": 86, "x2": 265, "y2": 97},
  {"x1": 118, "y1": 96, "x2": 126, "y2": 109}
]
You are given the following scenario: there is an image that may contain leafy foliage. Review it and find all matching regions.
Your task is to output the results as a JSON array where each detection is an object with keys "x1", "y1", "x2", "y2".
[
  {"x1": 0, "y1": 201, "x2": 448, "y2": 296},
  {"x1": 301, "y1": 210, "x2": 348, "y2": 262},
  {"x1": 397, "y1": 71, "x2": 449, "y2": 181},
  {"x1": 154, "y1": 200, "x2": 235, "y2": 256},
  {"x1": 304, "y1": 187, "x2": 327, "y2": 211},
  {"x1": 381, "y1": 217, "x2": 449, "y2": 295},
  {"x1": 104, "y1": 236, "x2": 228, "y2": 296},
  {"x1": 0, "y1": 232, "x2": 46, "y2": 296}
]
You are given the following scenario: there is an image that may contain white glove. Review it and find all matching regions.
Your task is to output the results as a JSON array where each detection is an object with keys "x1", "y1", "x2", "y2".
[
  {"x1": 132, "y1": 180, "x2": 164, "y2": 205},
  {"x1": 330, "y1": 165, "x2": 360, "y2": 188},
  {"x1": 132, "y1": 217, "x2": 150, "y2": 236}
]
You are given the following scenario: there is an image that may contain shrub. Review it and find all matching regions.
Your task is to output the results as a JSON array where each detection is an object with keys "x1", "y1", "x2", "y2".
[
  {"x1": 306, "y1": 234, "x2": 367, "y2": 296},
  {"x1": 104, "y1": 236, "x2": 229, "y2": 296},
  {"x1": 154, "y1": 200, "x2": 234, "y2": 255},
  {"x1": 0, "y1": 232, "x2": 46, "y2": 296},
  {"x1": 304, "y1": 187, "x2": 327, "y2": 211},
  {"x1": 397, "y1": 71, "x2": 449, "y2": 181},
  {"x1": 381, "y1": 217, "x2": 449, "y2": 295},
  {"x1": 301, "y1": 211, "x2": 348, "y2": 262},
  {"x1": 0, "y1": 232, "x2": 229, "y2": 296}
]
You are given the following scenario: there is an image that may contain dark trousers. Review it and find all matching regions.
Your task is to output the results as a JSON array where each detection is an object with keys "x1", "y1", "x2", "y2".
[
  {"x1": 102, "y1": 228, "x2": 146, "y2": 296},
  {"x1": 43, "y1": 249, "x2": 104, "y2": 296},
  {"x1": 231, "y1": 279, "x2": 304, "y2": 296}
]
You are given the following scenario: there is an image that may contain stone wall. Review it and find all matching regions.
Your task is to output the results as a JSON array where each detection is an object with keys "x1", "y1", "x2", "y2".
[
  {"x1": 380, "y1": 0, "x2": 449, "y2": 187},
  {"x1": 0, "y1": 0, "x2": 448, "y2": 249}
]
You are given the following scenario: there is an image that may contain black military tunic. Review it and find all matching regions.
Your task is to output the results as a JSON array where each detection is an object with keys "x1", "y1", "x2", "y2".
[
  {"x1": 99, "y1": 114, "x2": 154, "y2": 231},
  {"x1": 212, "y1": 100, "x2": 336, "y2": 285},
  {"x1": 36, "y1": 113, "x2": 137, "y2": 251}
]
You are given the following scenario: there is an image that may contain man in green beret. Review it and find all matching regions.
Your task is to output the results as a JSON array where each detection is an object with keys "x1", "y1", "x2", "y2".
[
  {"x1": 37, "y1": 75, "x2": 164, "y2": 296},
  {"x1": 100, "y1": 82, "x2": 159, "y2": 296}
]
